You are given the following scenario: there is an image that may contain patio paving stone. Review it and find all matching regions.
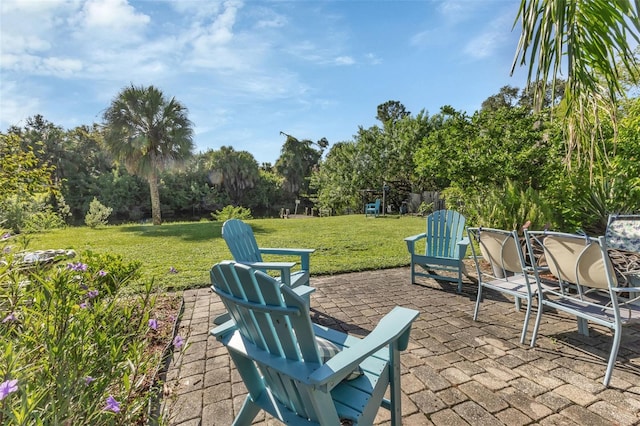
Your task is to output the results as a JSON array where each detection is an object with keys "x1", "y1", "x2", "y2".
[{"x1": 161, "y1": 266, "x2": 640, "y2": 425}]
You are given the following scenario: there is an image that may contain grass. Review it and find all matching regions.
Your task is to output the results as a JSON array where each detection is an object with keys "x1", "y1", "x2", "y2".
[{"x1": 23, "y1": 214, "x2": 428, "y2": 291}]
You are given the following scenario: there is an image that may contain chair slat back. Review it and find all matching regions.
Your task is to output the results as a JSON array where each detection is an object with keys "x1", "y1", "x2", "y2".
[
  {"x1": 222, "y1": 219, "x2": 263, "y2": 263},
  {"x1": 542, "y1": 235, "x2": 612, "y2": 289},
  {"x1": 426, "y1": 210, "x2": 466, "y2": 258},
  {"x1": 211, "y1": 261, "x2": 321, "y2": 363},
  {"x1": 477, "y1": 229, "x2": 523, "y2": 275}
]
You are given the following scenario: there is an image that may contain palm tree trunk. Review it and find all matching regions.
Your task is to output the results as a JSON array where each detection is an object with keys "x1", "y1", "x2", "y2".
[{"x1": 148, "y1": 173, "x2": 162, "y2": 225}]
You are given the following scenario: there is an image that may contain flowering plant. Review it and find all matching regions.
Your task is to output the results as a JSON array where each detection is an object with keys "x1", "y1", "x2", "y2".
[{"x1": 0, "y1": 237, "x2": 179, "y2": 425}]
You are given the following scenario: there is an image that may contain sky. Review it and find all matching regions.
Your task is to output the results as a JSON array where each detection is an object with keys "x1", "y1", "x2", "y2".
[{"x1": 1, "y1": 0, "x2": 531, "y2": 165}]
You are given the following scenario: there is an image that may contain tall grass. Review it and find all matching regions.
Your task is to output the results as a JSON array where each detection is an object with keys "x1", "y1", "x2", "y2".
[{"x1": 24, "y1": 215, "x2": 427, "y2": 291}]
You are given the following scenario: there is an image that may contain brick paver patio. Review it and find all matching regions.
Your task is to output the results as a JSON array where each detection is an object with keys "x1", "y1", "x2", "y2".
[{"x1": 161, "y1": 265, "x2": 640, "y2": 425}]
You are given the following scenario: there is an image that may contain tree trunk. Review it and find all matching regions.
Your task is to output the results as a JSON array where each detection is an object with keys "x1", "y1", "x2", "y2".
[{"x1": 148, "y1": 173, "x2": 162, "y2": 225}]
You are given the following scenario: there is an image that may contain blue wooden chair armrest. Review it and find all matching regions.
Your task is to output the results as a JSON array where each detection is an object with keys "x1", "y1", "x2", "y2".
[
  {"x1": 293, "y1": 284, "x2": 316, "y2": 299},
  {"x1": 309, "y1": 307, "x2": 419, "y2": 388},
  {"x1": 458, "y1": 237, "x2": 470, "y2": 246},
  {"x1": 259, "y1": 248, "x2": 315, "y2": 271},
  {"x1": 211, "y1": 319, "x2": 237, "y2": 338},
  {"x1": 404, "y1": 233, "x2": 427, "y2": 253},
  {"x1": 240, "y1": 261, "x2": 296, "y2": 286},
  {"x1": 456, "y1": 237, "x2": 470, "y2": 259}
]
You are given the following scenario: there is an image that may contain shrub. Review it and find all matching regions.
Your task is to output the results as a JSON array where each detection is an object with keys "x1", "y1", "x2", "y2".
[
  {"x1": 211, "y1": 205, "x2": 253, "y2": 221},
  {"x1": 85, "y1": 198, "x2": 113, "y2": 228},
  {"x1": 21, "y1": 206, "x2": 66, "y2": 233},
  {"x1": 441, "y1": 186, "x2": 466, "y2": 211},
  {"x1": 0, "y1": 238, "x2": 177, "y2": 424},
  {"x1": 417, "y1": 201, "x2": 434, "y2": 216},
  {"x1": 463, "y1": 180, "x2": 554, "y2": 232},
  {"x1": 81, "y1": 250, "x2": 143, "y2": 295}
]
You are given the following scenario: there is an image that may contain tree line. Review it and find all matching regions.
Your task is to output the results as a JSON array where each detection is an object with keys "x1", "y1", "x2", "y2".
[
  {"x1": 0, "y1": 84, "x2": 329, "y2": 231},
  {"x1": 1, "y1": 80, "x2": 638, "y2": 236}
]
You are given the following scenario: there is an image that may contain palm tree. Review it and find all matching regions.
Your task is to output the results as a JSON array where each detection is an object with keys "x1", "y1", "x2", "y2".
[
  {"x1": 512, "y1": 0, "x2": 639, "y2": 173},
  {"x1": 102, "y1": 85, "x2": 194, "y2": 225},
  {"x1": 205, "y1": 146, "x2": 260, "y2": 205}
]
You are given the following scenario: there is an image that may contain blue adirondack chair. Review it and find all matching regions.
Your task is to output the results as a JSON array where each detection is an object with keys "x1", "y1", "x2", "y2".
[
  {"x1": 222, "y1": 219, "x2": 315, "y2": 289},
  {"x1": 210, "y1": 261, "x2": 419, "y2": 425},
  {"x1": 405, "y1": 210, "x2": 470, "y2": 292},
  {"x1": 365, "y1": 199, "x2": 381, "y2": 217}
]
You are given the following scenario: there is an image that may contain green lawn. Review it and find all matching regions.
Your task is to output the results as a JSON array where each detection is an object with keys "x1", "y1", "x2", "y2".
[{"x1": 24, "y1": 214, "x2": 428, "y2": 291}]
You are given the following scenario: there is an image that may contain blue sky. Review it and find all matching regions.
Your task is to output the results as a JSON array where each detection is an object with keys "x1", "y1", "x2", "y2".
[{"x1": 1, "y1": 0, "x2": 530, "y2": 165}]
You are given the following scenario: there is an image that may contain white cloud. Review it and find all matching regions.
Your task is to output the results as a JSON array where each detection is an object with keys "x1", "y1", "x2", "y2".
[
  {"x1": 255, "y1": 13, "x2": 287, "y2": 29},
  {"x1": 78, "y1": 0, "x2": 150, "y2": 31},
  {"x1": 410, "y1": 29, "x2": 435, "y2": 47},
  {"x1": 169, "y1": 0, "x2": 225, "y2": 21},
  {"x1": 42, "y1": 57, "x2": 84, "y2": 76},
  {"x1": 464, "y1": 12, "x2": 512, "y2": 59},
  {"x1": 437, "y1": 0, "x2": 480, "y2": 24},
  {"x1": 0, "y1": 0, "x2": 75, "y2": 56},
  {"x1": 365, "y1": 53, "x2": 382, "y2": 65},
  {"x1": 335, "y1": 56, "x2": 355, "y2": 66}
]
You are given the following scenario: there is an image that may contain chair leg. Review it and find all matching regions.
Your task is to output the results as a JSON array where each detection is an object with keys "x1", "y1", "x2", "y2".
[
  {"x1": 473, "y1": 285, "x2": 483, "y2": 321},
  {"x1": 233, "y1": 396, "x2": 261, "y2": 426},
  {"x1": 456, "y1": 268, "x2": 463, "y2": 293},
  {"x1": 530, "y1": 303, "x2": 544, "y2": 347},
  {"x1": 603, "y1": 325, "x2": 623, "y2": 386},
  {"x1": 389, "y1": 344, "x2": 402, "y2": 426},
  {"x1": 520, "y1": 297, "x2": 532, "y2": 344},
  {"x1": 577, "y1": 318, "x2": 589, "y2": 336}
]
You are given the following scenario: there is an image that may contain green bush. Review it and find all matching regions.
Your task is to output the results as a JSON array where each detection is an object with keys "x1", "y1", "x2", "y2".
[
  {"x1": 0, "y1": 238, "x2": 177, "y2": 424},
  {"x1": 81, "y1": 250, "x2": 143, "y2": 296},
  {"x1": 441, "y1": 186, "x2": 466, "y2": 211},
  {"x1": 417, "y1": 201, "x2": 434, "y2": 216},
  {"x1": 462, "y1": 180, "x2": 554, "y2": 232},
  {"x1": 211, "y1": 205, "x2": 253, "y2": 221},
  {"x1": 566, "y1": 173, "x2": 640, "y2": 234},
  {"x1": 0, "y1": 196, "x2": 51, "y2": 234},
  {"x1": 21, "y1": 206, "x2": 66, "y2": 233},
  {"x1": 85, "y1": 198, "x2": 113, "y2": 228}
]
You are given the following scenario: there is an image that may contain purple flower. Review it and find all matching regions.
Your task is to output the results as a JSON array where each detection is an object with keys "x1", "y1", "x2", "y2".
[
  {"x1": 84, "y1": 376, "x2": 95, "y2": 385},
  {"x1": 173, "y1": 335, "x2": 185, "y2": 350},
  {"x1": 2, "y1": 312, "x2": 16, "y2": 323},
  {"x1": 80, "y1": 301, "x2": 90, "y2": 309},
  {"x1": 169, "y1": 266, "x2": 178, "y2": 274},
  {"x1": 98, "y1": 270, "x2": 107, "y2": 276},
  {"x1": 148, "y1": 318, "x2": 158, "y2": 331},
  {"x1": 0, "y1": 379, "x2": 18, "y2": 401},
  {"x1": 67, "y1": 262, "x2": 88, "y2": 272},
  {"x1": 104, "y1": 395, "x2": 120, "y2": 413},
  {"x1": 87, "y1": 289, "x2": 99, "y2": 299},
  {"x1": 1, "y1": 232, "x2": 10, "y2": 240}
]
